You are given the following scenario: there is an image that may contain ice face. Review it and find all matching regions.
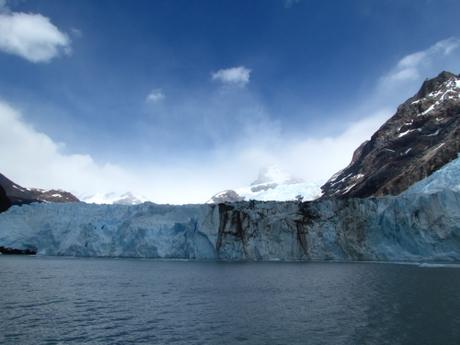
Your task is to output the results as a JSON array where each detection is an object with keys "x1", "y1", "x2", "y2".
[
  {"x1": 2, "y1": 186, "x2": 460, "y2": 262},
  {"x1": 404, "y1": 154, "x2": 460, "y2": 195},
  {"x1": 3, "y1": 153, "x2": 460, "y2": 262},
  {"x1": 0, "y1": 202, "x2": 220, "y2": 259}
]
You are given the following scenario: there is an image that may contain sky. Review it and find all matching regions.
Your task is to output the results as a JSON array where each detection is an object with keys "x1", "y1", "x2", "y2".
[{"x1": 1, "y1": 0, "x2": 460, "y2": 203}]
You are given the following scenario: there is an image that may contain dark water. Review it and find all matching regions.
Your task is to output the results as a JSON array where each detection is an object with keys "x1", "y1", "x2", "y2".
[{"x1": 1, "y1": 257, "x2": 460, "y2": 345}]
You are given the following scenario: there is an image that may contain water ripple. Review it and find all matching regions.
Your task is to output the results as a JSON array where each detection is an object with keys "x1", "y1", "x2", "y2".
[{"x1": 1, "y1": 257, "x2": 460, "y2": 345}]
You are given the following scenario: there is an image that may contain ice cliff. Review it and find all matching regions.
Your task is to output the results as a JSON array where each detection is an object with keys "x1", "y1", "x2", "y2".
[
  {"x1": 1, "y1": 187, "x2": 460, "y2": 261},
  {"x1": 405, "y1": 154, "x2": 460, "y2": 195}
]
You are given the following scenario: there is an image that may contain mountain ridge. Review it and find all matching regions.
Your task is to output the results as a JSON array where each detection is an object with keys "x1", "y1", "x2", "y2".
[
  {"x1": 321, "y1": 71, "x2": 460, "y2": 198},
  {"x1": 0, "y1": 173, "x2": 79, "y2": 212}
]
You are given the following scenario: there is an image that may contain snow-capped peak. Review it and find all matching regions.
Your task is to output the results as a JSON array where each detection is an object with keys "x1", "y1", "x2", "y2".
[
  {"x1": 82, "y1": 192, "x2": 149, "y2": 205},
  {"x1": 322, "y1": 71, "x2": 460, "y2": 199},
  {"x1": 250, "y1": 166, "x2": 299, "y2": 186},
  {"x1": 208, "y1": 165, "x2": 322, "y2": 203},
  {"x1": 410, "y1": 73, "x2": 460, "y2": 117}
]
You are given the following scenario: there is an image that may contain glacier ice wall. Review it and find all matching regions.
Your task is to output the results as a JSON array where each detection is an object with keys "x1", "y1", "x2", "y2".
[
  {"x1": 405, "y1": 154, "x2": 460, "y2": 195},
  {"x1": 0, "y1": 203, "x2": 220, "y2": 259},
  {"x1": 1, "y1": 189, "x2": 460, "y2": 261}
]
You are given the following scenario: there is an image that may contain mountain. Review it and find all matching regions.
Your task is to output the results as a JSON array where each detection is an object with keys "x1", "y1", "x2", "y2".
[
  {"x1": 322, "y1": 71, "x2": 460, "y2": 198},
  {"x1": 208, "y1": 166, "x2": 321, "y2": 203},
  {"x1": 83, "y1": 192, "x2": 148, "y2": 205},
  {"x1": 208, "y1": 190, "x2": 245, "y2": 204},
  {"x1": 0, "y1": 186, "x2": 11, "y2": 213},
  {"x1": 0, "y1": 173, "x2": 79, "y2": 212}
]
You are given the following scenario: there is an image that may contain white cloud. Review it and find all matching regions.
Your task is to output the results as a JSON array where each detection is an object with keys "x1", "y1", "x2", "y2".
[
  {"x1": 146, "y1": 89, "x2": 165, "y2": 103},
  {"x1": 280, "y1": 114, "x2": 386, "y2": 180},
  {"x1": 212, "y1": 66, "x2": 251, "y2": 87},
  {"x1": 0, "y1": 99, "x2": 256, "y2": 203},
  {"x1": 0, "y1": 98, "x2": 387, "y2": 204},
  {"x1": 0, "y1": 11, "x2": 71, "y2": 63},
  {"x1": 2, "y1": 37, "x2": 460, "y2": 204},
  {"x1": 380, "y1": 37, "x2": 460, "y2": 87},
  {"x1": 0, "y1": 101, "x2": 132, "y2": 196}
]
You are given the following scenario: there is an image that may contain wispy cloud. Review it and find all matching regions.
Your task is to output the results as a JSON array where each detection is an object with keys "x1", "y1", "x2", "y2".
[
  {"x1": 0, "y1": 11, "x2": 71, "y2": 63},
  {"x1": 70, "y1": 28, "x2": 82, "y2": 38},
  {"x1": 284, "y1": 0, "x2": 301, "y2": 8},
  {"x1": 380, "y1": 37, "x2": 460, "y2": 87},
  {"x1": 146, "y1": 89, "x2": 165, "y2": 103},
  {"x1": 212, "y1": 66, "x2": 251, "y2": 87}
]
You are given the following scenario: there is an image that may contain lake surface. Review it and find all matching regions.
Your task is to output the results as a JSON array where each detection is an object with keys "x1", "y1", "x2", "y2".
[{"x1": 1, "y1": 257, "x2": 460, "y2": 345}]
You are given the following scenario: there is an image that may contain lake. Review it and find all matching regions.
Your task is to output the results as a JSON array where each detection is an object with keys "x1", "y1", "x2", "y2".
[{"x1": 1, "y1": 256, "x2": 460, "y2": 344}]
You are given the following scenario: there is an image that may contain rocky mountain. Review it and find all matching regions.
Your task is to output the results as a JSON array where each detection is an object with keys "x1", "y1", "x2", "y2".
[
  {"x1": 28, "y1": 188, "x2": 80, "y2": 203},
  {"x1": 208, "y1": 166, "x2": 321, "y2": 203},
  {"x1": 208, "y1": 190, "x2": 245, "y2": 204},
  {"x1": 0, "y1": 186, "x2": 11, "y2": 213},
  {"x1": 0, "y1": 173, "x2": 79, "y2": 212},
  {"x1": 322, "y1": 71, "x2": 460, "y2": 198}
]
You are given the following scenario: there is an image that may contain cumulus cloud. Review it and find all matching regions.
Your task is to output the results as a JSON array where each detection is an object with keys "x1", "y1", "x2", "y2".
[
  {"x1": 0, "y1": 11, "x2": 71, "y2": 63},
  {"x1": 212, "y1": 66, "x2": 251, "y2": 87},
  {"x1": 145, "y1": 89, "x2": 165, "y2": 103}
]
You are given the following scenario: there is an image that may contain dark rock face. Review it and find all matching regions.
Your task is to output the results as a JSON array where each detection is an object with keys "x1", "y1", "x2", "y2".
[
  {"x1": 0, "y1": 173, "x2": 79, "y2": 212},
  {"x1": 0, "y1": 186, "x2": 11, "y2": 213},
  {"x1": 0, "y1": 246, "x2": 37, "y2": 255},
  {"x1": 28, "y1": 188, "x2": 79, "y2": 203},
  {"x1": 322, "y1": 71, "x2": 460, "y2": 198}
]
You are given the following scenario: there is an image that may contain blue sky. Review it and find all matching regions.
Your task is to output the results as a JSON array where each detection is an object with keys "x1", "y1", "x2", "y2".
[{"x1": 1, "y1": 0, "x2": 460, "y2": 203}]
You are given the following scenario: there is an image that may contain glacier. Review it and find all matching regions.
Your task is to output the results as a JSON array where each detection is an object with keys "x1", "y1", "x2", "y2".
[
  {"x1": 405, "y1": 154, "x2": 460, "y2": 195},
  {"x1": 1, "y1": 187, "x2": 460, "y2": 261}
]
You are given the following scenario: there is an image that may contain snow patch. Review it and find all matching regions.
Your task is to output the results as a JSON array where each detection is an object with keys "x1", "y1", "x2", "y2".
[
  {"x1": 342, "y1": 182, "x2": 358, "y2": 194},
  {"x1": 12, "y1": 184, "x2": 25, "y2": 191},
  {"x1": 402, "y1": 148, "x2": 412, "y2": 155},
  {"x1": 398, "y1": 129, "x2": 417, "y2": 138},
  {"x1": 418, "y1": 104, "x2": 435, "y2": 116},
  {"x1": 383, "y1": 148, "x2": 396, "y2": 153},
  {"x1": 426, "y1": 129, "x2": 440, "y2": 137}
]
